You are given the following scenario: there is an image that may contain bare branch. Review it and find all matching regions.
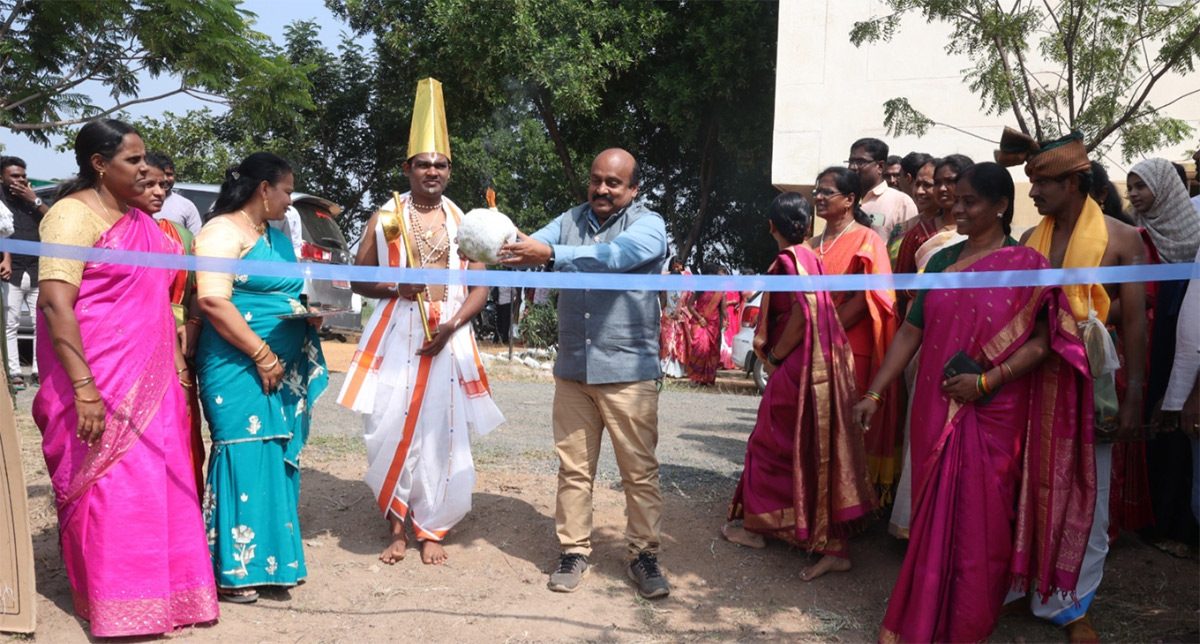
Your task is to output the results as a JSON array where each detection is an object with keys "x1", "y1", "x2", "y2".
[
  {"x1": 1130, "y1": 86, "x2": 1200, "y2": 116},
  {"x1": 5, "y1": 86, "x2": 191, "y2": 131},
  {"x1": 0, "y1": 0, "x2": 26, "y2": 44},
  {"x1": 980, "y1": 0, "x2": 1034, "y2": 135},
  {"x1": 1012, "y1": 38, "x2": 1044, "y2": 138},
  {"x1": 1089, "y1": 19, "x2": 1200, "y2": 151},
  {"x1": 1041, "y1": 0, "x2": 1061, "y2": 33}
]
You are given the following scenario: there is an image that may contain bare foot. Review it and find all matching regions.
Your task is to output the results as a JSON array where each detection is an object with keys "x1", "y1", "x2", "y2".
[
  {"x1": 721, "y1": 522, "x2": 766, "y2": 549},
  {"x1": 421, "y1": 539, "x2": 448, "y2": 565},
  {"x1": 379, "y1": 518, "x2": 407, "y2": 564},
  {"x1": 799, "y1": 555, "x2": 851, "y2": 582}
]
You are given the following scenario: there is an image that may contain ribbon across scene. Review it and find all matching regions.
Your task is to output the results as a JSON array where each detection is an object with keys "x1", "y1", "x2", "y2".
[{"x1": 2, "y1": 239, "x2": 1196, "y2": 293}]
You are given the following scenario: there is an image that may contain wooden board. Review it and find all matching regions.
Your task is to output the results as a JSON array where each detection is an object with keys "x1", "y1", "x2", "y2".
[{"x1": 0, "y1": 371, "x2": 36, "y2": 633}]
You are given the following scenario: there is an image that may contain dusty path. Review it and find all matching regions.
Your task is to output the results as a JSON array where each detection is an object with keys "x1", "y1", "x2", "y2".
[{"x1": 5, "y1": 344, "x2": 1198, "y2": 643}]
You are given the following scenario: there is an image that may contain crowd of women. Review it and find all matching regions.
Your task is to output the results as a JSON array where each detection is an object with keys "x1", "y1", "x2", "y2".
[
  {"x1": 659, "y1": 263, "x2": 751, "y2": 385},
  {"x1": 718, "y1": 140, "x2": 1200, "y2": 643},
  {"x1": 31, "y1": 118, "x2": 326, "y2": 636},
  {"x1": 21, "y1": 114, "x2": 1199, "y2": 642}
]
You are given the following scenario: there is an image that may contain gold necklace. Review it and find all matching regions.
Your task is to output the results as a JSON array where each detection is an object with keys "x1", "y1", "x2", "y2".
[
  {"x1": 93, "y1": 188, "x2": 121, "y2": 224},
  {"x1": 239, "y1": 209, "x2": 265, "y2": 235}
]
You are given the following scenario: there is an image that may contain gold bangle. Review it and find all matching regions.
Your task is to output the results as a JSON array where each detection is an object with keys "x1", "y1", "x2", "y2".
[
  {"x1": 863, "y1": 390, "x2": 884, "y2": 404},
  {"x1": 72, "y1": 376, "x2": 95, "y2": 389},
  {"x1": 249, "y1": 341, "x2": 268, "y2": 361},
  {"x1": 176, "y1": 366, "x2": 189, "y2": 376},
  {"x1": 258, "y1": 358, "x2": 279, "y2": 371},
  {"x1": 179, "y1": 378, "x2": 194, "y2": 388},
  {"x1": 74, "y1": 394, "x2": 102, "y2": 404},
  {"x1": 1000, "y1": 363, "x2": 1013, "y2": 383}
]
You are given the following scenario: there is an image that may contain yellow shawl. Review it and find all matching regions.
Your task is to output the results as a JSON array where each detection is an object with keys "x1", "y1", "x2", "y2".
[{"x1": 1024, "y1": 196, "x2": 1109, "y2": 323}]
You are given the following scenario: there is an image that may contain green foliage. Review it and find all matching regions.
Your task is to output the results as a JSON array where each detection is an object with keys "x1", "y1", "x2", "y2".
[
  {"x1": 882, "y1": 98, "x2": 934, "y2": 138},
  {"x1": 60, "y1": 1, "x2": 781, "y2": 274},
  {"x1": 0, "y1": 0, "x2": 313, "y2": 142},
  {"x1": 128, "y1": 108, "x2": 251, "y2": 183},
  {"x1": 852, "y1": 0, "x2": 1200, "y2": 161},
  {"x1": 328, "y1": 0, "x2": 781, "y2": 272},
  {"x1": 520, "y1": 301, "x2": 558, "y2": 349}
]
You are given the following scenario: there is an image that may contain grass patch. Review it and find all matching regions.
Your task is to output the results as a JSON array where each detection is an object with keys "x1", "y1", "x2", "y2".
[{"x1": 305, "y1": 434, "x2": 363, "y2": 459}]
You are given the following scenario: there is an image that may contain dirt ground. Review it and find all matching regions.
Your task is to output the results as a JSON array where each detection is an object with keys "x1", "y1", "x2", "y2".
[{"x1": 4, "y1": 341, "x2": 1198, "y2": 643}]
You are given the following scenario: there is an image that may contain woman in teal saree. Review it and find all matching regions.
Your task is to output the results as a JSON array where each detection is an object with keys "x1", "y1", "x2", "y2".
[{"x1": 194, "y1": 153, "x2": 327, "y2": 603}]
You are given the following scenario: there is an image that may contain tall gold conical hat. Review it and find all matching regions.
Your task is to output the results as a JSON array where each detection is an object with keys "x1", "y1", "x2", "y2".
[{"x1": 407, "y1": 78, "x2": 451, "y2": 161}]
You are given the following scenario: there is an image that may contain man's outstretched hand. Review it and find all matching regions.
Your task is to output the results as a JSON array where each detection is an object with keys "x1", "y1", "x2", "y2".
[{"x1": 500, "y1": 232, "x2": 552, "y2": 266}]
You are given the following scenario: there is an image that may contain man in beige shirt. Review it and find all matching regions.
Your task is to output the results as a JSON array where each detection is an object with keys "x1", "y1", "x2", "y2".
[{"x1": 848, "y1": 138, "x2": 917, "y2": 240}]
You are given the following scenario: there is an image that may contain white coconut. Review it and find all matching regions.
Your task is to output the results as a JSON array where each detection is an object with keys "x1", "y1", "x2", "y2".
[{"x1": 457, "y1": 208, "x2": 518, "y2": 264}]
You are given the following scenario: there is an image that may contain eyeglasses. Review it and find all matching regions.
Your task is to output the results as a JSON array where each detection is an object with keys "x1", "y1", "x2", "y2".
[
  {"x1": 846, "y1": 158, "x2": 877, "y2": 168},
  {"x1": 811, "y1": 188, "x2": 844, "y2": 199},
  {"x1": 411, "y1": 160, "x2": 451, "y2": 171}
]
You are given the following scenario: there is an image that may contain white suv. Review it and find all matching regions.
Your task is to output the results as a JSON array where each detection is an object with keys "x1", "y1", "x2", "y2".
[{"x1": 730, "y1": 292, "x2": 767, "y2": 393}]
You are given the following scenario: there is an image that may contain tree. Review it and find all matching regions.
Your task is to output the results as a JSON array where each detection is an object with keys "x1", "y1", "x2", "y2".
[
  {"x1": 0, "y1": 0, "x2": 313, "y2": 143},
  {"x1": 128, "y1": 108, "x2": 249, "y2": 184},
  {"x1": 850, "y1": 0, "x2": 1200, "y2": 161},
  {"x1": 329, "y1": 0, "x2": 780, "y2": 270}
]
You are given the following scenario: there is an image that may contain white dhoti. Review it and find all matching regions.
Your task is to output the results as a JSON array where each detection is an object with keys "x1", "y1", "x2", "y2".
[
  {"x1": 338, "y1": 194, "x2": 504, "y2": 540},
  {"x1": 1006, "y1": 443, "x2": 1112, "y2": 625}
]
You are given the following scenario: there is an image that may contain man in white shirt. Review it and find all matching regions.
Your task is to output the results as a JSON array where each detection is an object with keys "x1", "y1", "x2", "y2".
[
  {"x1": 152, "y1": 154, "x2": 203, "y2": 235},
  {"x1": 269, "y1": 206, "x2": 305, "y2": 258},
  {"x1": 848, "y1": 138, "x2": 917, "y2": 239},
  {"x1": 1161, "y1": 244, "x2": 1200, "y2": 524}
]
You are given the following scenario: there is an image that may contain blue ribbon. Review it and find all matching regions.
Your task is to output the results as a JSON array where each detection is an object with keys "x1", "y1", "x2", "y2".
[{"x1": 3, "y1": 238, "x2": 1196, "y2": 292}]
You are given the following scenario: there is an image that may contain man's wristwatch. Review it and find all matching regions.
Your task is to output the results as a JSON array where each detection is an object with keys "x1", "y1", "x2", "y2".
[
  {"x1": 546, "y1": 246, "x2": 556, "y2": 271},
  {"x1": 33, "y1": 197, "x2": 43, "y2": 208}
]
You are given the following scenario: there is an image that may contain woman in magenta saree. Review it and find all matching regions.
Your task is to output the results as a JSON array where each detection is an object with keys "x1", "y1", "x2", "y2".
[
  {"x1": 854, "y1": 164, "x2": 1095, "y2": 643},
  {"x1": 724, "y1": 193, "x2": 877, "y2": 581},
  {"x1": 33, "y1": 120, "x2": 218, "y2": 637},
  {"x1": 685, "y1": 273, "x2": 724, "y2": 385}
]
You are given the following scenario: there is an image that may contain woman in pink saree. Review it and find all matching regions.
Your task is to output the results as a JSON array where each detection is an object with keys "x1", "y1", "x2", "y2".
[
  {"x1": 853, "y1": 163, "x2": 1095, "y2": 643},
  {"x1": 685, "y1": 267, "x2": 724, "y2": 385},
  {"x1": 719, "y1": 273, "x2": 742, "y2": 370},
  {"x1": 33, "y1": 119, "x2": 218, "y2": 637},
  {"x1": 723, "y1": 192, "x2": 877, "y2": 582}
]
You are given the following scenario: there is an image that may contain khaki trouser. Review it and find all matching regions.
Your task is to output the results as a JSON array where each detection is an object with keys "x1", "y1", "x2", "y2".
[{"x1": 553, "y1": 377, "x2": 662, "y2": 558}]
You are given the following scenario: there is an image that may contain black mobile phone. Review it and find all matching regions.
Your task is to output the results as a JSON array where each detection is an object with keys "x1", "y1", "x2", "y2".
[{"x1": 942, "y1": 350, "x2": 997, "y2": 405}]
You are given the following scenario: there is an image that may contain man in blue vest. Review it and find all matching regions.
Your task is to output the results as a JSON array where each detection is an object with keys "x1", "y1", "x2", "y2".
[{"x1": 501, "y1": 148, "x2": 670, "y2": 598}]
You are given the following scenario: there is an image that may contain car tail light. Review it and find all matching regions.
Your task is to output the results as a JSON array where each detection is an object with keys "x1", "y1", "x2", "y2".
[
  {"x1": 741, "y1": 305, "x2": 760, "y2": 328},
  {"x1": 301, "y1": 242, "x2": 332, "y2": 262}
]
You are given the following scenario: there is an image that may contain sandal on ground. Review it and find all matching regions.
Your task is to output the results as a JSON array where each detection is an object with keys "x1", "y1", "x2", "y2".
[
  {"x1": 218, "y1": 588, "x2": 259, "y2": 604},
  {"x1": 11, "y1": 375, "x2": 25, "y2": 391}
]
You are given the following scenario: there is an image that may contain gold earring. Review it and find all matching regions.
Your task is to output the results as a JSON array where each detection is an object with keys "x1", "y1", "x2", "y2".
[
  {"x1": 263, "y1": 195, "x2": 269, "y2": 212},
  {"x1": 99, "y1": 170, "x2": 105, "y2": 180}
]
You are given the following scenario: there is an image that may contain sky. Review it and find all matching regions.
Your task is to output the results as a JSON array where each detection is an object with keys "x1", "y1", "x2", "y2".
[{"x1": 2, "y1": 0, "x2": 354, "y2": 181}]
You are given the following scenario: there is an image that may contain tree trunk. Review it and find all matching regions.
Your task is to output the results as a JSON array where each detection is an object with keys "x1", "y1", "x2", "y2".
[
  {"x1": 676, "y1": 119, "x2": 719, "y2": 267},
  {"x1": 529, "y1": 85, "x2": 586, "y2": 204}
]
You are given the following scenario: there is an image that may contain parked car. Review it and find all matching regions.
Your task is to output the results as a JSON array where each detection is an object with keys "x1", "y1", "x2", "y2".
[
  {"x1": 731, "y1": 291, "x2": 767, "y2": 393},
  {"x1": 30, "y1": 182, "x2": 363, "y2": 339}
]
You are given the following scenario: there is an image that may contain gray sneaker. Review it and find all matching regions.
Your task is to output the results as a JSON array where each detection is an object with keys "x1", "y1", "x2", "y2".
[
  {"x1": 547, "y1": 553, "x2": 588, "y2": 593},
  {"x1": 628, "y1": 551, "x2": 670, "y2": 598}
]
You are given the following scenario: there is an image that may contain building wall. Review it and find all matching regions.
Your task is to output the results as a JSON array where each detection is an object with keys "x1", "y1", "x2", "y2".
[{"x1": 773, "y1": 0, "x2": 1200, "y2": 232}]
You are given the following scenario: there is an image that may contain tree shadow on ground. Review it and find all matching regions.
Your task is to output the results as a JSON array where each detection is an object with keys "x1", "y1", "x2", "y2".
[{"x1": 298, "y1": 467, "x2": 386, "y2": 556}]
